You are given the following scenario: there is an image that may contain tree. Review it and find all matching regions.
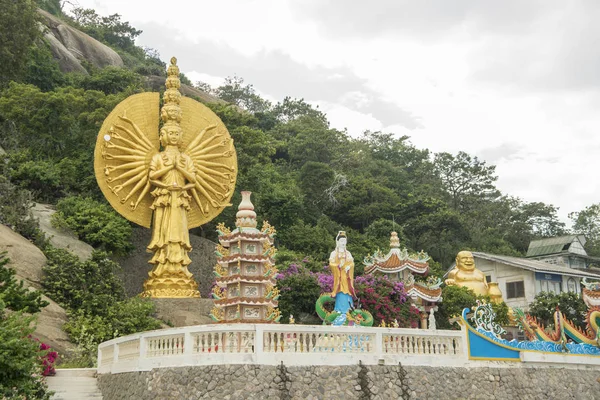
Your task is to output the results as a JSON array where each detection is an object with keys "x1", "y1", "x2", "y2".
[
  {"x1": 570, "y1": 204, "x2": 600, "y2": 256},
  {"x1": 213, "y1": 76, "x2": 271, "y2": 113},
  {"x1": 0, "y1": 253, "x2": 51, "y2": 399},
  {"x1": 269, "y1": 97, "x2": 328, "y2": 126},
  {"x1": 434, "y1": 151, "x2": 500, "y2": 210},
  {"x1": 35, "y1": 0, "x2": 62, "y2": 15},
  {"x1": 52, "y1": 196, "x2": 134, "y2": 255},
  {"x1": 276, "y1": 264, "x2": 322, "y2": 323},
  {"x1": 528, "y1": 291, "x2": 587, "y2": 331},
  {"x1": 0, "y1": 0, "x2": 41, "y2": 87},
  {"x1": 0, "y1": 252, "x2": 48, "y2": 314},
  {"x1": 24, "y1": 41, "x2": 65, "y2": 92},
  {"x1": 277, "y1": 220, "x2": 335, "y2": 261},
  {"x1": 69, "y1": 8, "x2": 142, "y2": 52}
]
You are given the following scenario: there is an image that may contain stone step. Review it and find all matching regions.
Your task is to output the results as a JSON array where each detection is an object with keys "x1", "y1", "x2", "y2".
[{"x1": 47, "y1": 368, "x2": 103, "y2": 400}]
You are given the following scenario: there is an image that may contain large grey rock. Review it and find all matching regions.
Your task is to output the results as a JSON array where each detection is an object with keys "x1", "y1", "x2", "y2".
[
  {"x1": 150, "y1": 298, "x2": 214, "y2": 327},
  {"x1": 42, "y1": 29, "x2": 88, "y2": 74},
  {"x1": 31, "y1": 203, "x2": 94, "y2": 261},
  {"x1": 38, "y1": 9, "x2": 123, "y2": 72},
  {"x1": 115, "y1": 226, "x2": 217, "y2": 298},
  {"x1": 0, "y1": 224, "x2": 75, "y2": 356},
  {"x1": 0, "y1": 224, "x2": 46, "y2": 288},
  {"x1": 35, "y1": 294, "x2": 75, "y2": 356}
]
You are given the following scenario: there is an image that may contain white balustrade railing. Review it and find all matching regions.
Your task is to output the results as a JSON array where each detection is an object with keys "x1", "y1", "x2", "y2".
[{"x1": 97, "y1": 324, "x2": 467, "y2": 374}]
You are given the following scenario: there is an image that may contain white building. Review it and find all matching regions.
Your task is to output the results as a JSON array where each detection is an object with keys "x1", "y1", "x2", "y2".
[
  {"x1": 526, "y1": 235, "x2": 599, "y2": 270},
  {"x1": 470, "y1": 252, "x2": 600, "y2": 310}
]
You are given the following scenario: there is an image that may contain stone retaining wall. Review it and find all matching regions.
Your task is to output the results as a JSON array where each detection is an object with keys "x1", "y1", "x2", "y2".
[{"x1": 98, "y1": 364, "x2": 600, "y2": 400}]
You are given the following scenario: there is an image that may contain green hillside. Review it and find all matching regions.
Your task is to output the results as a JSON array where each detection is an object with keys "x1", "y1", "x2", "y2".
[{"x1": 0, "y1": 1, "x2": 598, "y2": 393}]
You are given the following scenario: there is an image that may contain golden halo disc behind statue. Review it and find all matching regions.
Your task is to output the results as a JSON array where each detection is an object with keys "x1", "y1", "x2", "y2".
[{"x1": 94, "y1": 57, "x2": 238, "y2": 298}]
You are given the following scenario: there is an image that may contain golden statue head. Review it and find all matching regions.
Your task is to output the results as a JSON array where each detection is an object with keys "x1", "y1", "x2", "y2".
[
  {"x1": 456, "y1": 250, "x2": 475, "y2": 271},
  {"x1": 159, "y1": 123, "x2": 183, "y2": 147},
  {"x1": 161, "y1": 103, "x2": 182, "y2": 123}
]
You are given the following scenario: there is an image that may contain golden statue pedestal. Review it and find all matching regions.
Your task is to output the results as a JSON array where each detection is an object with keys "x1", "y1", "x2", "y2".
[{"x1": 141, "y1": 276, "x2": 200, "y2": 298}]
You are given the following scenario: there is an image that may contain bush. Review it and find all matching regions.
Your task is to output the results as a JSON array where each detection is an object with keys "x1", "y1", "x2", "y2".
[
  {"x1": 276, "y1": 262, "x2": 322, "y2": 323},
  {"x1": 0, "y1": 252, "x2": 48, "y2": 313},
  {"x1": 0, "y1": 175, "x2": 46, "y2": 244},
  {"x1": 436, "y1": 285, "x2": 510, "y2": 329},
  {"x1": 52, "y1": 196, "x2": 133, "y2": 255},
  {"x1": 62, "y1": 298, "x2": 161, "y2": 367},
  {"x1": 42, "y1": 247, "x2": 161, "y2": 367},
  {"x1": 528, "y1": 291, "x2": 587, "y2": 330},
  {"x1": 64, "y1": 297, "x2": 160, "y2": 343},
  {"x1": 0, "y1": 302, "x2": 51, "y2": 399},
  {"x1": 42, "y1": 248, "x2": 125, "y2": 314},
  {"x1": 0, "y1": 252, "x2": 51, "y2": 399},
  {"x1": 354, "y1": 274, "x2": 419, "y2": 328}
]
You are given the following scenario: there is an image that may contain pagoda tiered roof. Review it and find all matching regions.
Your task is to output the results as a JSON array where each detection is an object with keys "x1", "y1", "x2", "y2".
[
  {"x1": 218, "y1": 254, "x2": 274, "y2": 263},
  {"x1": 404, "y1": 281, "x2": 442, "y2": 303},
  {"x1": 218, "y1": 230, "x2": 275, "y2": 244},
  {"x1": 363, "y1": 232, "x2": 430, "y2": 275},
  {"x1": 214, "y1": 297, "x2": 278, "y2": 307},
  {"x1": 215, "y1": 275, "x2": 276, "y2": 286}
]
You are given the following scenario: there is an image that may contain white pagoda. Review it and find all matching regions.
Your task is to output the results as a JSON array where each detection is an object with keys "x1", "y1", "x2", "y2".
[{"x1": 210, "y1": 191, "x2": 281, "y2": 323}]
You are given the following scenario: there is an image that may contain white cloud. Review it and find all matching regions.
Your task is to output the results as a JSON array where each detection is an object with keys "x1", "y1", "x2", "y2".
[{"x1": 66, "y1": 0, "x2": 600, "y2": 224}]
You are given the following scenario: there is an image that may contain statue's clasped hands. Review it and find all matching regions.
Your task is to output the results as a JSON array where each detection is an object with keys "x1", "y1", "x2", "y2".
[{"x1": 175, "y1": 156, "x2": 187, "y2": 170}]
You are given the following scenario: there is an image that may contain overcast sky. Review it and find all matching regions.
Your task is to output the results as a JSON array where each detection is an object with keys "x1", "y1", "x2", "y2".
[{"x1": 68, "y1": 0, "x2": 600, "y2": 224}]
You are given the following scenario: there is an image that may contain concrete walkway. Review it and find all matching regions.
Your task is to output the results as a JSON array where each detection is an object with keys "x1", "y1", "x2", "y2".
[{"x1": 47, "y1": 368, "x2": 103, "y2": 399}]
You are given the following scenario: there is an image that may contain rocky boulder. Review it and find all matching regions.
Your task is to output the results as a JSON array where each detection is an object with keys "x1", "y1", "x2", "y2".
[
  {"x1": 31, "y1": 203, "x2": 94, "y2": 261},
  {"x1": 0, "y1": 224, "x2": 74, "y2": 355},
  {"x1": 150, "y1": 298, "x2": 214, "y2": 327},
  {"x1": 0, "y1": 224, "x2": 46, "y2": 289},
  {"x1": 38, "y1": 8, "x2": 123, "y2": 73}
]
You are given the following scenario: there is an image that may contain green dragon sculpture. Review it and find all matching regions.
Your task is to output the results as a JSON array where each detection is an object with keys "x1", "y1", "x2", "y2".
[{"x1": 315, "y1": 294, "x2": 374, "y2": 326}]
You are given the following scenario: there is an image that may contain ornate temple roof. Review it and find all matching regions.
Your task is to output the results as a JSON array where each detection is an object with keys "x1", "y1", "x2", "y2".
[
  {"x1": 402, "y1": 274, "x2": 442, "y2": 303},
  {"x1": 218, "y1": 254, "x2": 274, "y2": 263},
  {"x1": 218, "y1": 231, "x2": 274, "y2": 245},
  {"x1": 215, "y1": 275, "x2": 276, "y2": 286},
  {"x1": 363, "y1": 232, "x2": 430, "y2": 275},
  {"x1": 214, "y1": 297, "x2": 278, "y2": 307},
  {"x1": 405, "y1": 284, "x2": 442, "y2": 302}
]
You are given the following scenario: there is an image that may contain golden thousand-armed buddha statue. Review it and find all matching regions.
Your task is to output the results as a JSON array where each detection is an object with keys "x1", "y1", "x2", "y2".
[{"x1": 94, "y1": 57, "x2": 237, "y2": 298}]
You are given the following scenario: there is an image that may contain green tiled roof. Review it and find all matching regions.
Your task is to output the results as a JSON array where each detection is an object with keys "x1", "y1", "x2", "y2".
[{"x1": 526, "y1": 235, "x2": 583, "y2": 257}]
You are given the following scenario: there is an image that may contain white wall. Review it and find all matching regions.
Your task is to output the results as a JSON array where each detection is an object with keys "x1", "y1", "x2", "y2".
[{"x1": 475, "y1": 258, "x2": 535, "y2": 309}]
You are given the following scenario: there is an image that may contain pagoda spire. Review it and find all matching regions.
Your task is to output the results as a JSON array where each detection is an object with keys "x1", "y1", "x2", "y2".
[{"x1": 390, "y1": 231, "x2": 400, "y2": 249}]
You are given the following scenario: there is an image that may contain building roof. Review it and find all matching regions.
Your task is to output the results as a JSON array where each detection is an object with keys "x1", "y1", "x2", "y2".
[
  {"x1": 364, "y1": 254, "x2": 429, "y2": 275},
  {"x1": 363, "y1": 231, "x2": 430, "y2": 275},
  {"x1": 526, "y1": 235, "x2": 585, "y2": 257},
  {"x1": 405, "y1": 284, "x2": 442, "y2": 303},
  {"x1": 472, "y1": 252, "x2": 600, "y2": 279}
]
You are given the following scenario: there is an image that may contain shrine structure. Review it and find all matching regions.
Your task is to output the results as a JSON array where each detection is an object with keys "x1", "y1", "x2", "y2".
[
  {"x1": 210, "y1": 191, "x2": 281, "y2": 323},
  {"x1": 363, "y1": 232, "x2": 442, "y2": 328}
]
